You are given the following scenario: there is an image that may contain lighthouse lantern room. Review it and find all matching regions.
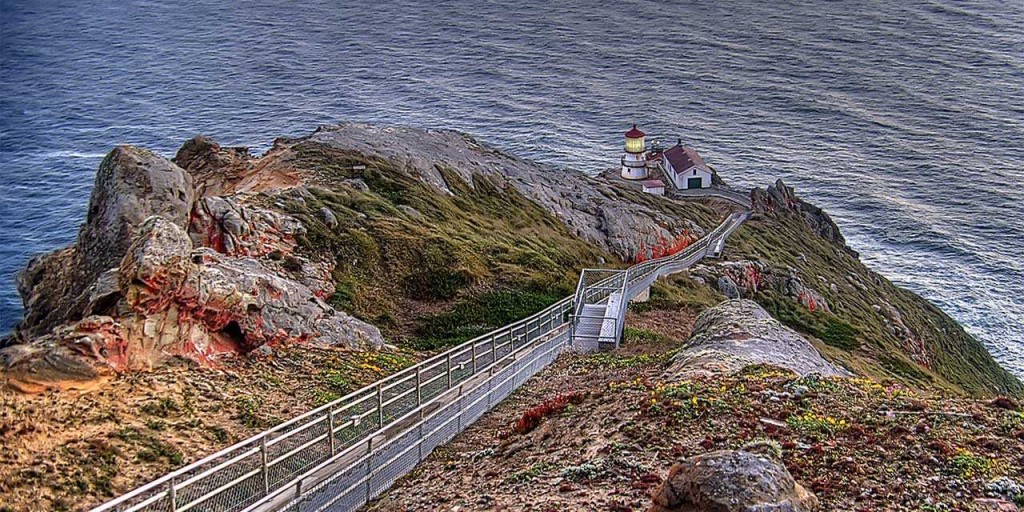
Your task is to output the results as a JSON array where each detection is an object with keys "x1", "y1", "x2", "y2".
[{"x1": 621, "y1": 124, "x2": 649, "y2": 180}]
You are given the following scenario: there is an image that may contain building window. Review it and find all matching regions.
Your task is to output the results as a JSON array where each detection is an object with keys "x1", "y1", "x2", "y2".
[{"x1": 693, "y1": 169, "x2": 697, "y2": 175}]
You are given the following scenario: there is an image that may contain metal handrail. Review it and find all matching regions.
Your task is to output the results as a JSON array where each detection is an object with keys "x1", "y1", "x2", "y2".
[
  {"x1": 93, "y1": 298, "x2": 572, "y2": 512},
  {"x1": 272, "y1": 324, "x2": 572, "y2": 512},
  {"x1": 93, "y1": 210, "x2": 748, "y2": 512}
]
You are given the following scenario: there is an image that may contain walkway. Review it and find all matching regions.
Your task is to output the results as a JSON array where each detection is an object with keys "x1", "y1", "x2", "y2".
[{"x1": 91, "y1": 208, "x2": 749, "y2": 512}]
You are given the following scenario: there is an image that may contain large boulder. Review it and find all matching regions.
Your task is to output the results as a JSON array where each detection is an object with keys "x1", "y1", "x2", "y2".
[
  {"x1": 649, "y1": 450, "x2": 819, "y2": 512},
  {"x1": 15, "y1": 146, "x2": 194, "y2": 339},
  {"x1": 80, "y1": 146, "x2": 196, "y2": 270},
  {"x1": 666, "y1": 300, "x2": 850, "y2": 378}
]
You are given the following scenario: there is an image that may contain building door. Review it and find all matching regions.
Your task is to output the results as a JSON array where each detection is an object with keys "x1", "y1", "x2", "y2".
[{"x1": 687, "y1": 177, "x2": 703, "y2": 189}]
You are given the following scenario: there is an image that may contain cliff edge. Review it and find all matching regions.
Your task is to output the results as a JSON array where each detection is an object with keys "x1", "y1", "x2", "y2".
[{"x1": 0, "y1": 123, "x2": 1020, "y2": 511}]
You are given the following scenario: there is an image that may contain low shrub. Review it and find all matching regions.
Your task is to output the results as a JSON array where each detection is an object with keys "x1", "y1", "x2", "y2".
[
  {"x1": 950, "y1": 449, "x2": 996, "y2": 479},
  {"x1": 510, "y1": 390, "x2": 585, "y2": 435}
]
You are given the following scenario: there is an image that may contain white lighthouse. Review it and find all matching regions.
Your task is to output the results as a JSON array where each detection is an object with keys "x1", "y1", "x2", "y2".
[{"x1": 621, "y1": 124, "x2": 649, "y2": 180}]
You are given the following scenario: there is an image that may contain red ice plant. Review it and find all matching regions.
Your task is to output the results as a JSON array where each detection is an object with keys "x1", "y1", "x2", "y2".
[{"x1": 510, "y1": 390, "x2": 585, "y2": 435}]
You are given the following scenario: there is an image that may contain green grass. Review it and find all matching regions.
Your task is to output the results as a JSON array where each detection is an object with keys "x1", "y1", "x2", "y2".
[
  {"x1": 115, "y1": 427, "x2": 184, "y2": 466},
  {"x1": 411, "y1": 288, "x2": 563, "y2": 351},
  {"x1": 285, "y1": 143, "x2": 608, "y2": 338},
  {"x1": 950, "y1": 449, "x2": 997, "y2": 479},
  {"x1": 730, "y1": 210, "x2": 1023, "y2": 396},
  {"x1": 629, "y1": 273, "x2": 725, "y2": 314},
  {"x1": 234, "y1": 396, "x2": 277, "y2": 429},
  {"x1": 756, "y1": 289, "x2": 861, "y2": 351},
  {"x1": 140, "y1": 397, "x2": 179, "y2": 418},
  {"x1": 622, "y1": 326, "x2": 671, "y2": 345},
  {"x1": 880, "y1": 354, "x2": 933, "y2": 384}
]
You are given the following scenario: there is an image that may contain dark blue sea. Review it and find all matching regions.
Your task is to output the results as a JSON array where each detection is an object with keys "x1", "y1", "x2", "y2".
[{"x1": 2, "y1": 0, "x2": 1022, "y2": 377}]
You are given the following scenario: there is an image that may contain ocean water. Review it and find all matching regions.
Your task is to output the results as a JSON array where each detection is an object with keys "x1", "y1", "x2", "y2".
[{"x1": 1, "y1": 0, "x2": 1022, "y2": 377}]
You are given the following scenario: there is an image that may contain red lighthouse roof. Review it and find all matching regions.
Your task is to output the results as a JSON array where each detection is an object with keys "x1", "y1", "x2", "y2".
[{"x1": 624, "y1": 124, "x2": 645, "y2": 138}]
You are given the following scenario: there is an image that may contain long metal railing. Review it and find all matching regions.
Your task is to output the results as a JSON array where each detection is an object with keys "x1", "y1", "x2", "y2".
[
  {"x1": 568, "y1": 211, "x2": 747, "y2": 350},
  {"x1": 92, "y1": 298, "x2": 573, "y2": 512},
  {"x1": 93, "y1": 210, "x2": 748, "y2": 512}
]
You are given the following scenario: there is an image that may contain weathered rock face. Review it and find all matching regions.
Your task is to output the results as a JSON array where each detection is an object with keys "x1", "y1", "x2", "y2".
[
  {"x1": 188, "y1": 195, "x2": 304, "y2": 257},
  {"x1": 16, "y1": 146, "x2": 195, "y2": 339},
  {"x1": 649, "y1": 450, "x2": 819, "y2": 512},
  {"x1": 5, "y1": 143, "x2": 384, "y2": 393},
  {"x1": 752, "y1": 179, "x2": 857, "y2": 258},
  {"x1": 692, "y1": 260, "x2": 833, "y2": 316},
  {"x1": 173, "y1": 134, "x2": 302, "y2": 195},
  {"x1": 117, "y1": 217, "x2": 382, "y2": 362},
  {"x1": 304, "y1": 123, "x2": 709, "y2": 260},
  {"x1": 666, "y1": 300, "x2": 850, "y2": 379}
]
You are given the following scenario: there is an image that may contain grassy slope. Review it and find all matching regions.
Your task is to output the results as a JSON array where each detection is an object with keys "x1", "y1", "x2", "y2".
[
  {"x1": 728, "y1": 212, "x2": 1023, "y2": 397},
  {"x1": 282, "y1": 141, "x2": 720, "y2": 351}
]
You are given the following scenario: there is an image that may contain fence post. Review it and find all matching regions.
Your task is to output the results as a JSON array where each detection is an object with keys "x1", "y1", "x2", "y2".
[
  {"x1": 491, "y1": 334, "x2": 497, "y2": 364},
  {"x1": 260, "y1": 434, "x2": 270, "y2": 494},
  {"x1": 415, "y1": 366, "x2": 422, "y2": 405},
  {"x1": 471, "y1": 341, "x2": 477, "y2": 373},
  {"x1": 446, "y1": 353, "x2": 452, "y2": 389},
  {"x1": 328, "y1": 408, "x2": 336, "y2": 455},
  {"x1": 569, "y1": 315, "x2": 575, "y2": 347},
  {"x1": 168, "y1": 478, "x2": 177, "y2": 512},
  {"x1": 377, "y1": 383, "x2": 384, "y2": 427}
]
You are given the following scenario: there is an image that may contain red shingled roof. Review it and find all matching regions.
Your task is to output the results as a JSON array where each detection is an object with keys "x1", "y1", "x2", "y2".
[
  {"x1": 624, "y1": 124, "x2": 645, "y2": 138},
  {"x1": 664, "y1": 145, "x2": 707, "y2": 174},
  {"x1": 641, "y1": 179, "x2": 665, "y2": 188}
]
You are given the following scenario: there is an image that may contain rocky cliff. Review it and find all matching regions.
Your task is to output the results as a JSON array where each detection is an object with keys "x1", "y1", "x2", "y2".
[
  {"x1": 1, "y1": 123, "x2": 1022, "y2": 512},
  {"x1": 2, "y1": 123, "x2": 725, "y2": 393},
  {"x1": 3, "y1": 141, "x2": 386, "y2": 393}
]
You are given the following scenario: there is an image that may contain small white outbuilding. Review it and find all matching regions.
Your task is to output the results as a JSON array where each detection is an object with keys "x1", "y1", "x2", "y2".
[{"x1": 641, "y1": 179, "x2": 665, "y2": 196}]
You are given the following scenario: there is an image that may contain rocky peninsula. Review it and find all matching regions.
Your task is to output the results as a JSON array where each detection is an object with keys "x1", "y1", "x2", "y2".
[{"x1": 0, "y1": 123, "x2": 1021, "y2": 511}]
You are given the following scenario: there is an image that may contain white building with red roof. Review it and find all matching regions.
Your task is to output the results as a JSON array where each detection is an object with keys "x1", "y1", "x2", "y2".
[{"x1": 662, "y1": 140, "x2": 712, "y2": 190}]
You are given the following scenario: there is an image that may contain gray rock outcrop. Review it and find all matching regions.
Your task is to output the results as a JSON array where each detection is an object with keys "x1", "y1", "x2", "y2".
[
  {"x1": 16, "y1": 146, "x2": 195, "y2": 339},
  {"x1": 5, "y1": 143, "x2": 384, "y2": 393},
  {"x1": 717, "y1": 276, "x2": 740, "y2": 299},
  {"x1": 649, "y1": 450, "x2": 819, "y2": 512},
  {"x1": 666, "y1": 300, "x2": 850, "y2": 378}
]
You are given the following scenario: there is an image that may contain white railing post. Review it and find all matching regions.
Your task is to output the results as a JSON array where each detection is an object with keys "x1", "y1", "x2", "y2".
[
  {"x1": 415, "y1": 366, "x2": 422, "y2": 405},
  {"x1": 327, "y1": 408, "x2": 336, "y2": 455},
  {"x1": 377, "y1": 383, "x2": 384, "y2": 427},
  {"x1": 472, "y1": 341, "x2": 477, "y2": 373},
  {"x1": 446, "y1": 353, "x2": 452, "y2": 389},
  {"x1": 260, "y1": 435, "x2": 269, "y2": 494},
  {"x1": 168, "y1": 479, "x2": 177, "y2": 512}
]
